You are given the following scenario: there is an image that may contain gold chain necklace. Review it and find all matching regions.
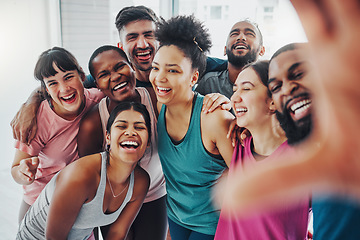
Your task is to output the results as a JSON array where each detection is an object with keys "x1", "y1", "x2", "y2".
[{"x1": 106, "y1": 172, "x2": 130, "y2": 198}]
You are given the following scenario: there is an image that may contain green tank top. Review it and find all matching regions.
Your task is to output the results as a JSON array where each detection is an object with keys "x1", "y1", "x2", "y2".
[{"x1": 157, "y1": 94, "x2": 227, "y2": 235}]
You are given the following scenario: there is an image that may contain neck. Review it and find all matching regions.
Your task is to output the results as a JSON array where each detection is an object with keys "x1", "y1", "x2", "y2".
[
  {"x1": 135, "y1": 68, "x2": 150, "y2": 83},
  {"x1": 165, "y1": 91, "x2": 195, "y2": 117},
  {"x1": 107, "y1": 152, "x2": 136, "y2": 184},
  {"x1": 227, "y1": 62, "x2": 245, "y2": 84},
  {"x1": 107, "y1": 90, "x2": 140, "y2": 113},
  {"x1": 248, "y1": 119, "x2": 287, "y2": 158}
]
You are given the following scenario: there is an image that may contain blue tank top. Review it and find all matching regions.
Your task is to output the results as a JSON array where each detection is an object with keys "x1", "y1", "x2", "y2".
[{"x1": 157, "y1": 94, "x2": 227, "y2": 235}]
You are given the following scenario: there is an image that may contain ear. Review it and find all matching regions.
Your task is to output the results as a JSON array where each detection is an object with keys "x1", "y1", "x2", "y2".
[
  {"x1": 105, "y1": 131, "x2": 111, "y2": 145},
  {"x1": 79, "y1": 69, "x2": 86, "y2": 82},
  {"x1": 190, "y1": 70, "x2": 199, "y2": 87},
  {"x1": 224, "y1": 46, "x2": 227, "y2": 56},
  {"x1": 117, "y1": 42, "x2": 124, "y2": 51},
  {"x1": 259, "y1": 46, "x2": 265, "y2": 57},
  {"x1": 268, "y1": 99, "x2": 276, "y2": 114}
]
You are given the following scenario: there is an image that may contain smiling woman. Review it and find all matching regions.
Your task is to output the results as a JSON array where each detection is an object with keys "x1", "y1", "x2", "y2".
[
  {"x1": 10, "y1": 47, "x2": 104, "y2": 224},
  {"x1": 16, "y1": 102, "x2": 150, "y2": 240}
]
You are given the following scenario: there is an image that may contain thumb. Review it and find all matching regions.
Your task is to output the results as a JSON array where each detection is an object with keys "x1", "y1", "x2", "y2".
[{"x1": 30, "y1": 157, "x2": 39, "y2": 169}]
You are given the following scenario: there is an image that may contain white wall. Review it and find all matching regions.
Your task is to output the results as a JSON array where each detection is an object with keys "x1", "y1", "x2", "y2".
[
  {"x1": 0, "y1": 0, "x2": 61, "y2": 170},
  {"x1": 0, "y1": 1, "x2": 61, "y2": 236}
]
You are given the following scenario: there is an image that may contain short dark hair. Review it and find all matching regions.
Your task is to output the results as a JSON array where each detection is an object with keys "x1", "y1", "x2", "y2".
[
  {"x1": 115, "y1": 6, "x2": 158, "y2": 33},
  {"x1": 270, "y1": 43, "x2": 300, "y2": 64},
  {"x1": 88, "y1": 45, "x2": 129, "y2": 79},
  {"x1": 106, "y1": 101, "x2": 151, "y2": 141},
  {"x1": 243, "y1": 60, "x2": 270, "y2": 97},
  {"x1": 34, "y1": 47, "x2": 84, "y2": 101},
  {"x1": 155, "y1": 15, "x2": 212, "y2": 77},
  {"x1": 34, "y1": 47, "x2": 83, "y2": 82}
]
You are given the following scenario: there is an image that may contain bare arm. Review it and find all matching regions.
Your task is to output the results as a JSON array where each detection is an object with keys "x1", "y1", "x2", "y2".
[
  {"x1": 45, "y1": 159, "x2": 95, "y2": 239},
  {"x1": 11, "y1": 87, "x2": 45, "y2": 144},
  {"x1": 219, "y1": 0, "x2": 360, "y2": 215},
  {"x1": 203, "y1": 109, "x2": 235, "y2": 167},
  {"x1": 77, "y1": 106, "x2": 104, "y2": 157}
]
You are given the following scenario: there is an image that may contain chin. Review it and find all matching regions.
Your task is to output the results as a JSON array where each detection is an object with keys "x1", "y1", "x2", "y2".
[{"x1": 275, "y1": 110, "x2": 313, "y2": 145}]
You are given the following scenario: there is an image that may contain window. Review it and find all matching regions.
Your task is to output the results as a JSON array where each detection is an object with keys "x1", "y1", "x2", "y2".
[{"x1": 210, "y1": 6, "x2": 222, "y2": 19}]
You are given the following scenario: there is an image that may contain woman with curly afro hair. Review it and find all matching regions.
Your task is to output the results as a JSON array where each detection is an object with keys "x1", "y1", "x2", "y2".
[{"x1": 149, "y1": 15, "x2": 235, "y2": 240}]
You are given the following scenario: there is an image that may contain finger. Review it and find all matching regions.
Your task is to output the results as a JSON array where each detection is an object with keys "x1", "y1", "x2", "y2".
[
  {"x1": 11, "y1": 123, "x2": 20, "y2": 141},
  {"x1": 18, "y1": 127, "x2": 30, "y2": 144},
  {"x1": 31, "y1": 157, "x2": 39, "y2": 168},
  {"x1": 207, "y1": 98, "x2": 223, "y2": 113},
  {"x1": 226, "y1": 121, "x2": 237, "y2": 139},
  {"x1": 202, "y1": 94, "x2": 219, "y2": 113},
  {"x1": 290, "y1": 0, "x2": 331, "y2": 43},
  {"x1": 19, "y1": 162, "x2": 34, "y2": 181},
  {"x1": 27, "y1": 125, "x2": 37, "y2": 145},
  {"x1": 221, "y1": 102, "x2": 232, "y2": 111},
  {"x1": 329, "y1": 0, "x2": 360, "y2": 27}
]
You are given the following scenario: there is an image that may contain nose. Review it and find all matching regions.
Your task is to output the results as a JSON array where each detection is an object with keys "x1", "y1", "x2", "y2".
[
  {"x1": 136, "y1": 35, "x2": 149, "y2": 49},
  {"x1": 109, "y1": 71, "x2": 121, "y2": 82},
  {"x1": 282, "y1": 80, "x2": 299, "y2": 96},
  {"x1": 154, "y1": 69, "x2": 166, "y2": 83},
  {"x1": 124, "y1": 127, "x2": 137, "y2": 136},
  {"x1": 230, "y1": 90, "x2": 243, "y2": 104},
  {"x1": 237, "y1": 32, "x2": 246, "y2": 42},
  {"x1": 59, "y1": 82, "x2": 70, "y2": 92}
]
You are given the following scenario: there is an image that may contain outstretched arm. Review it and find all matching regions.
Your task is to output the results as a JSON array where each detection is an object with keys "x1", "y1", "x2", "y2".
[
  {"x1": 11, "y1": 87, "x2": 44, "y2": 144},
  {"x1": 219, "y1": 0, "x2": 360, "y2": 215}
]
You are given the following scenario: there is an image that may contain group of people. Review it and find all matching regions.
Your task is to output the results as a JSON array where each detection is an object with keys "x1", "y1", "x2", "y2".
[{"x1": 10, "y1": 0, "x2": 360, "y2": 239}]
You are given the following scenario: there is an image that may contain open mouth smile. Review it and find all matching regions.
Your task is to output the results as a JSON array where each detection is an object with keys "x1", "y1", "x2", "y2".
[
  {"x1": 113, "y1": 82, "x2": 128, "y2": 91},
  {"x1": 61, "y1": 93, "x2": 76, "y2": 104},
  {"x1": 288, "y1": 98, "x2": 312, "y2": 121}
]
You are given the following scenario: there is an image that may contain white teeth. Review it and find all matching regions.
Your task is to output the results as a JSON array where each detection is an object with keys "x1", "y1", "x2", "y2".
[
  {"x1": 158, "y1": 87, "x2": 170, "y2": 91},
  {"x1": 235, "y1": 108, "x2": 247, "y2": 113},
  {"x1": 120, "y1": 141, "x2": 139, "y2": 147},
  {"x1": 114, "y1": 82, "x2": 127, "y2": 91},
  {"x1": 62, "y1": 94, "x2": 75, "y2": 100},
  {"x1": 290, "y1": 99, "x2": 311, "y2": 112},
  {"x1": 137, "y1": 51, "x2": 150, "y2": 56},
  {"x1": 235, "y1": 45, "x2": 247, "y2": 49},
  {"x1": 294, "y1": 104, "x2": 310, "y2": 115}
]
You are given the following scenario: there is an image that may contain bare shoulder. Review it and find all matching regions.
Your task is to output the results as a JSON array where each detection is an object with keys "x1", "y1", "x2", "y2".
[
  {"x1": 57, "y1": 153, "x2": 102, "y2": 188},
  {"x1": 79, "y1": 104, "x2": 101, "y2": 132},
  {"x1": 201, "y1": 108, "x2": 234, "y2": 128}
]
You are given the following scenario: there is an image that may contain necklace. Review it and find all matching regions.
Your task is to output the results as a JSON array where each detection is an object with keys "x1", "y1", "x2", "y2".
[{"x1": 106, "y1": 172, "x2": 129, "y2": 198}]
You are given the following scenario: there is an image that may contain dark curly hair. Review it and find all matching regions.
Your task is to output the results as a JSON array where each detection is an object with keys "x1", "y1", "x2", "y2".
[{"x1": 155, "y1": 15, "x2": 212, "y2": 77}]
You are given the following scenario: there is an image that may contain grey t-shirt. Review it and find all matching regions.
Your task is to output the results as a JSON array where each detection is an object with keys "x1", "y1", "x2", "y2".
[{"x1": 195, "y1": 69, "x2": 234, "y2": 99}]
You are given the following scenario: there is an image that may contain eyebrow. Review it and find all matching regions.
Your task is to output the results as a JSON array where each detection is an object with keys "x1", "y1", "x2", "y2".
[
  {"x1": 115, "y1": 120, "x2": 146, "y2": 125},
  {"x1": 152, "y1": 62, "x2": 180, "y2": 68},
  {"x1": 268, "y1": 61, "x2": 304, "y2": 84},
  {"x1": 241, "y1": 81, "x2": 255, "y2": 87},
  {"x1": 230, "y1": 27, "x2": 256, "y2": 35}
]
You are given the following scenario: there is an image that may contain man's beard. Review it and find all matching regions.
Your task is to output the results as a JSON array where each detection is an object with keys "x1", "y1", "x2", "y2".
[
  {"x1": 275, "y1": 109, "x2": 312, "y2": 145},
  {"x1": 226, "y1": 47, "x2": 259, "y2": 67}
]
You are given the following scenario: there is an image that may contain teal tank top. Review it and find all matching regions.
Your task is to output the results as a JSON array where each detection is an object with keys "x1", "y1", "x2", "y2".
[{"x1": 157, "y1": 94, "x2": 227, "y2": 235}]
